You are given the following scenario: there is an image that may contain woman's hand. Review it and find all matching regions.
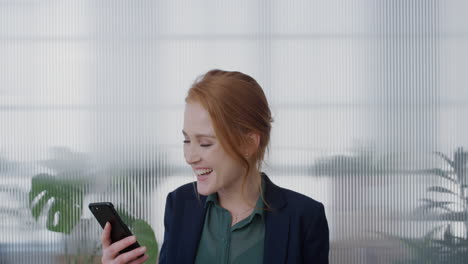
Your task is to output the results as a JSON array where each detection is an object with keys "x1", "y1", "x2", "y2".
[{"x1": 101, "y1": 222, "x2": 149, "y2": 264}]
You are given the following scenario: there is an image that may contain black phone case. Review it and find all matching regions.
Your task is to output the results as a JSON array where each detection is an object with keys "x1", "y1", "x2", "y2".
[{"x1": 88, "y1": 202, "x2": 141, "y2": 254}]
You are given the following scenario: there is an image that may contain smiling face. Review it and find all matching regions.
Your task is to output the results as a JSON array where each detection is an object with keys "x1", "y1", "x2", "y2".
[{"x1": 183, "y1": 102, "x2": 246, "y2": 196}]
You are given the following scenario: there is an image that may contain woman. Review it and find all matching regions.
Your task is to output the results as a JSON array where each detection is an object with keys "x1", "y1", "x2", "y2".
[{"x1": 101, "y1": 70, "x2": 329, "y2": 264}]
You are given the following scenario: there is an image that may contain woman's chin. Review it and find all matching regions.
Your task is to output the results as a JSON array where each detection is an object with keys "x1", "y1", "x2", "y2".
[{"x1": 196, "y1": 183, "x2": 215, "y2": 196}]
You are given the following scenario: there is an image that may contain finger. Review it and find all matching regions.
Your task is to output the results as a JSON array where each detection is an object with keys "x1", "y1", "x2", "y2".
[
  {"x1": 101, "y1": 222, "x2": 112, "y2": 248},
  {"x1": 128, "y1": 253, "x2": 149, "y2": 264},
  {"x1": 114, "y1": 246, "x2": 147, "y2": 264},
  {"x1": 106, "y1": 236, "x2": 138, "y2": 259}
]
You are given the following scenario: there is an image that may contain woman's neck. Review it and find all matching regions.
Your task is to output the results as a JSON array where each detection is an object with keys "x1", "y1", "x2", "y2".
[{"x1": 217, "y1": 171, "x2": 261, "y2": 215}]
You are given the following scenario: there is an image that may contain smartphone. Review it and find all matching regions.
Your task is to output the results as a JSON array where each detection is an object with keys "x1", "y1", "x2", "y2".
[{"x1": 88, "y1": 202, "x2": 141, "y2": 254}]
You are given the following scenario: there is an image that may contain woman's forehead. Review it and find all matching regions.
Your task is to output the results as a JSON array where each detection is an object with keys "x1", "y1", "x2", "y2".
[{"x1": 183, "y1": 102, "x2": 216, "y2": 136}]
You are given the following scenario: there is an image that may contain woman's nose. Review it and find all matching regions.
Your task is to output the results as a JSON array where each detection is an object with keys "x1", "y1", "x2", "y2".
[{"x1": 184, "y1": 147, "x2": 201, "y2": 164}]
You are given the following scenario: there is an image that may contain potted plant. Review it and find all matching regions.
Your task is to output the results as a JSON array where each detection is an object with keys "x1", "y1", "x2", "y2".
[
  {"x1": 393, "y1": 148, "x2": 468, "y2": 263},
  {"x1": 29, "y1": 147, "x2": 159, "y2": 263}
]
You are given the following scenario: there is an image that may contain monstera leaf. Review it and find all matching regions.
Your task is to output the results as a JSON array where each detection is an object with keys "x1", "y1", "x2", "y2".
[
  {"x1": 29, "y1": 173, "x2": 85, "y2": 234},
  {"x1": 117, "y1": 208, "x2": 159, "y2": 263},
  {"x1": 132, "y1": 219, "x2": 158, "y2": 263}
]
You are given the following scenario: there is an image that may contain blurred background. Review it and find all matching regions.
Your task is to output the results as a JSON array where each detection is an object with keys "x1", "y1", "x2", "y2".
[{"x1": 1, "y1": 0, "x2": 468, "y2": 263}]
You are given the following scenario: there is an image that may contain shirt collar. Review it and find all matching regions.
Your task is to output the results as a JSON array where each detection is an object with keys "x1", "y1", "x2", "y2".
[{"x1": 205, "y1": 192, "x2": 218, "y2": 207}]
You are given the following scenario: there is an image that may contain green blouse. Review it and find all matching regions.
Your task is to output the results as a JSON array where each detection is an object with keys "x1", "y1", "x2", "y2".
[{"x1": 194, "y1": 186, "x2": 265, "y2": 264}]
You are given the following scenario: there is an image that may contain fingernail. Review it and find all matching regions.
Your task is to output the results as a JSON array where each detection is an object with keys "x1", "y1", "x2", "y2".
[
  {"x1": 104, "y1": 222, "x2": 109, "y2": 228},
  {"x1": 139, "y1": 246, "x2": 147, "y2": 252},
  {"x1": 128, "y1": 236, "x2": 136, "y2": 242}
]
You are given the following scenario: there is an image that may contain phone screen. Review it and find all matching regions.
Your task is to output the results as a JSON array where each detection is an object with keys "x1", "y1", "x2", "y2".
[{"x1": 88, "y1": 202, "x2": 141, "y2": 254}]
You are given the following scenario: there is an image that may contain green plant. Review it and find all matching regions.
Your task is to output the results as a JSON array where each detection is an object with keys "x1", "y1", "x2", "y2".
[
  {"x1": 29, "y1": 147, "x2": 159, "y2": 263},
  {"x1": 416, "y1": 148, "x2": 468, "y2": 232},
  {"x1": 394, "y1": 148, "x2": 468, "y2": 263}
]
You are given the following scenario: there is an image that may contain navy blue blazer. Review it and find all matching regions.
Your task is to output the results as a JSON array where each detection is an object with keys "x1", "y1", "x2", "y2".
[{"x1": 158, "y1": 174, "x2": 329, "y2": 264}]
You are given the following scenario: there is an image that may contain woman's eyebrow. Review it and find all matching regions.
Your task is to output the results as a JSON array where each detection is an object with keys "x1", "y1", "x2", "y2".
[{"x1": 182, "y1": 130, "x2": 216, "y2": 138}]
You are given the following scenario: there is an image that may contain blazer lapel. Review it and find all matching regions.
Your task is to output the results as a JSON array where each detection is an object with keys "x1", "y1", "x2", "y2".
[
  {"x1": 176, "y1": 197, "x2": 207, "y2": 263},
  {"x1": 263, "y1": 175, "x2": 289, "y2": 264}
]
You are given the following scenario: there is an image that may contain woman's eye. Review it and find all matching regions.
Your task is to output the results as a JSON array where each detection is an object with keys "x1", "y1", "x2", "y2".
[
  {"x1": 183, "y1": 140, "x2": 190, "y2": 144},
  {"x1": 200, "y1": 144, "x2": 212, "y2": 147}
]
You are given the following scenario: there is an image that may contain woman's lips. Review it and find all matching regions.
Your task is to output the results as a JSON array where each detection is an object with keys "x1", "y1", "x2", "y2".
[{"x1": 197, "y1": 170, "x2": 212, "y2": 182}]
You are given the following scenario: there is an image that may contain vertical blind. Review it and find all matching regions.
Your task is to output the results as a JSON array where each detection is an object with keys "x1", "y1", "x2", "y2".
[{"x1": 1, "y1": 0, "x2": 467, "y2": 263}]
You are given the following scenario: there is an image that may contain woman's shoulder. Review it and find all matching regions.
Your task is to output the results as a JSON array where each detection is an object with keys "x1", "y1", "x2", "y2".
[
  {"x1": 167, "y1": 181, "x2": 200, "y2": 201},
  {"x1": 277, "y1": 185, "x2": 325, "y2": 212},
  {"x1": 269, "y1": 184, "x2": 328, "y2": 233},
  {"x1": 263, "y1": 174, "x2": 325, "y2": 219},
  {"x1": 281, "y1": 185, "x2": 323, "y2": 204}
]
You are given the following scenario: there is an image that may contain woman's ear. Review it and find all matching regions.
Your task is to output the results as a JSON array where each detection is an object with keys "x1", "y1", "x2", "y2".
[{"x1": 245, "y1": 132, "x2": 260, "y2": 157}]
